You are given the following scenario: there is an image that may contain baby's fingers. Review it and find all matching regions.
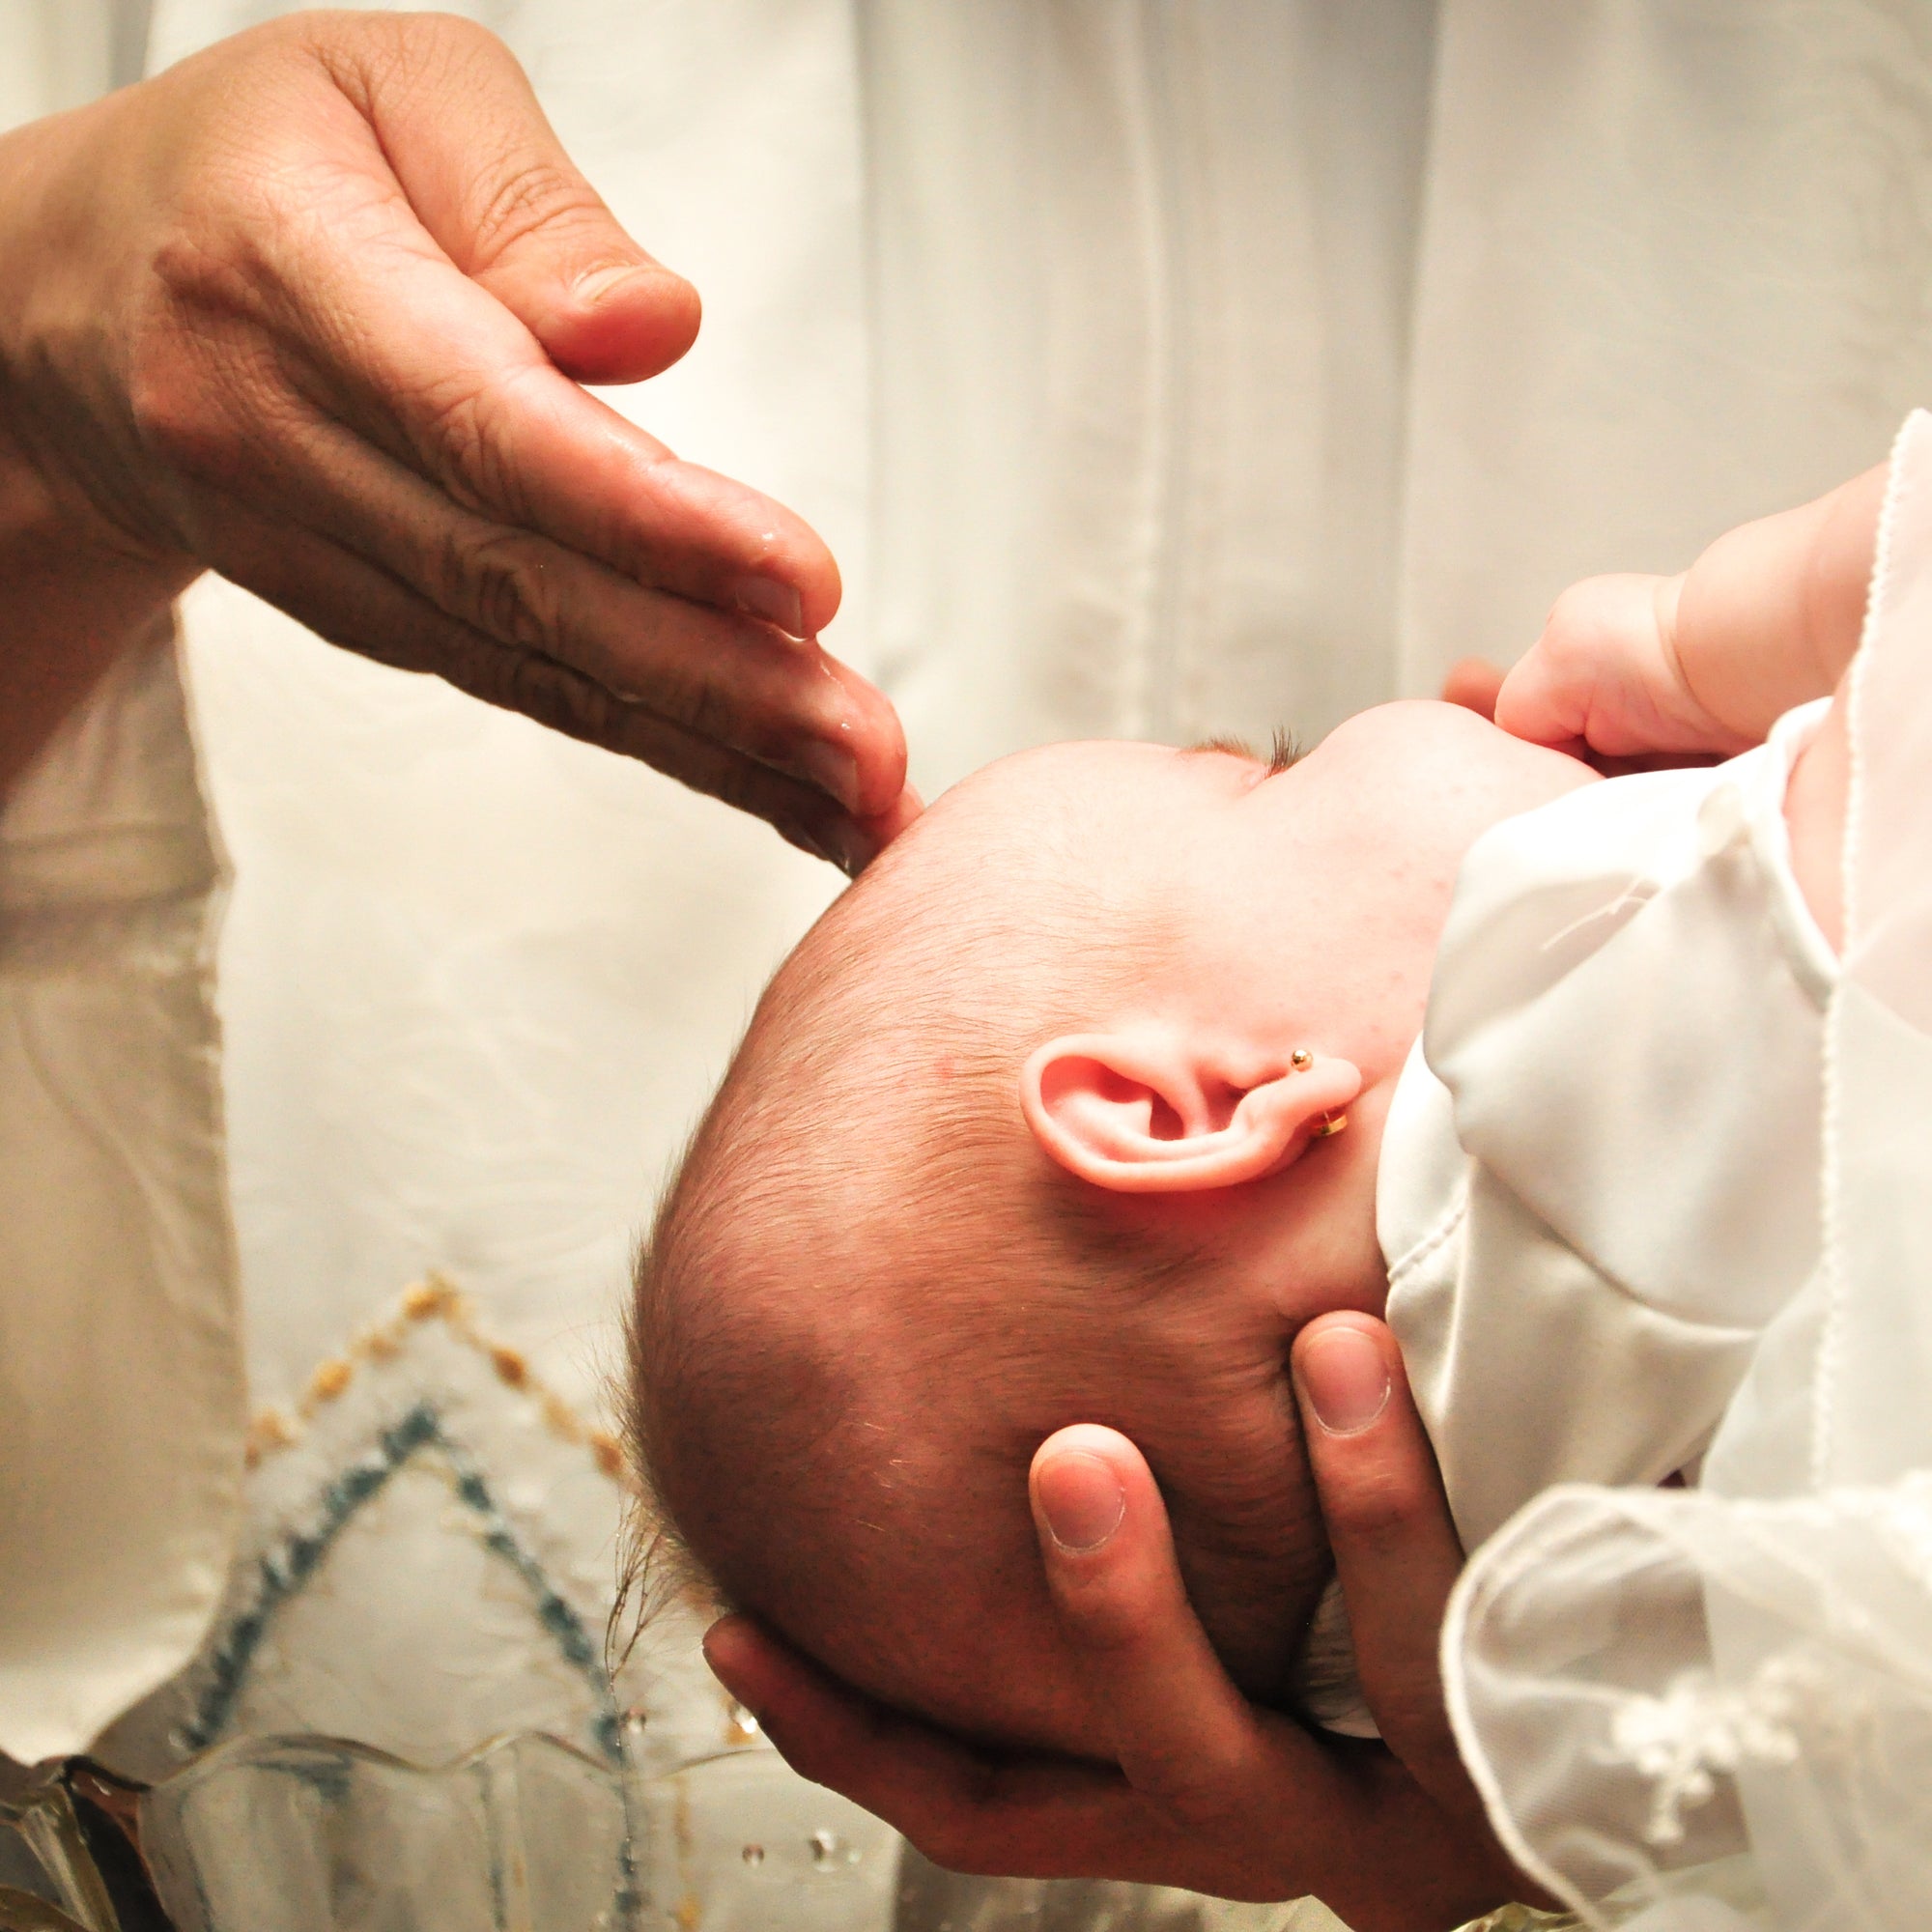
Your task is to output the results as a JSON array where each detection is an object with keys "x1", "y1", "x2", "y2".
[{"x1": 1496, "y1": 572, "x2": 1741, "y2": 758}]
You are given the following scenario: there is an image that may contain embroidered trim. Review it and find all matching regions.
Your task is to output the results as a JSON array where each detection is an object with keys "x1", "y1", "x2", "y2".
[
  {"x1": 1600, "y1": 1655, "x2": 1823, "y2": 1848},
  {"x1": 185, "y1": 1400, "x2": 624, "y2": 1763},
  {"x1": 242, "y1": 1271, "x2": 633, "y2": 1492}
]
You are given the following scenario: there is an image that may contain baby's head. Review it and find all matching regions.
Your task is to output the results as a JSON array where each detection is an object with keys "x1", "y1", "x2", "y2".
[{"x1": 630, "y1": 702, "x2": 1586, "y2": 1758}]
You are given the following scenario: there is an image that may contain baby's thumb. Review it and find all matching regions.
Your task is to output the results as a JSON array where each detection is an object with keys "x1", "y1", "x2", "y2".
[{"x1": 359, "y1": 15, "x2": 701, "y2": 384}]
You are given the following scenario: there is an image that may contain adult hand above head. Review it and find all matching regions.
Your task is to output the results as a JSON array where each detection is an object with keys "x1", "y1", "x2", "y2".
[
  {"x1": 0, "y1": 10, "x2": 914, "y2": 868},
  {"x1": 704, "y1": 1313, "x2": 1542, "y2": 1932}
]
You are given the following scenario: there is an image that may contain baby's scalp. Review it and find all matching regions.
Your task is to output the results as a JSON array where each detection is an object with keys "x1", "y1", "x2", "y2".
[{"x1": 629, "y1": 742, "x2": 1335, "y2": 1756}]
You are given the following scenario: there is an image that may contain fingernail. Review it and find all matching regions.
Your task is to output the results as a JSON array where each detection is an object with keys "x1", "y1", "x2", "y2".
[
  {"x1": 821, "y1": 819, "x2": 872, "y2": 879},
  {"x1": 1036, "y1": 1452, "x2": 1126, "y2": 1553},
  {"x1": 733, "y1": 574, "x2": 806, "y2": 638},
  {"x1": 1298, "y1": 1326, "x2": 1390, "y2": 1435},
  {"x1": 796, "y1": 740, "x2": 861, "y2": 813},
  {"x1": 573, "y1": 262, "x2": 650, "y2": 306},
  {"x1": 778, "y1": 817, "x2": 869, "y2": 879}
]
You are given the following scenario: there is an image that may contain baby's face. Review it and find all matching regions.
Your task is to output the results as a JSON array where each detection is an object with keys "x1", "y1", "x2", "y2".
[
  {"x1": 978, "y1": 698, "x2": 1590, "y2": 1004},
  {"x1": 644, "y1": 701, "x2": 1591, "y2": 1762}
]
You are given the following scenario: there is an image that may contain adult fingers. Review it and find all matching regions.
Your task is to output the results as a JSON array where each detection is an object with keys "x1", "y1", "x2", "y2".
[
  {"x1": 328, "y1": 13, "x2": 700, "y2": 384},
  {"x1": 702, "y1": 1614, "x2": 1162, "y2": 1881},
  {"x1": 706, "y1": 1536, "x2": 1517, "y2": 1918},
  {"x1": 203, "y1": 34, "x2": 842, "y2": 632},
  {"x1": 228, "y1": 397, "x2": 903, "y2": 813},
  {"x1": 1028, "y1": 1434, "x2": 1519, "y2": 1922},
  {"x1": 210, "y1": 497, "x2": 902, "y2": 870},
  {"x1": 1029, "y1": 1426, "x2": 1325, "y2": 1831},
  {"x1": 1290, "y1": 1316, "x2": 1469, "y2": 1805},
  {"x1": 263, "y1": 228, "x2": 840, "y2": 634}
]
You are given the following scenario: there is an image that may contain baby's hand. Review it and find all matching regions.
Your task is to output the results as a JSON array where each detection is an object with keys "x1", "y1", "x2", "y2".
[
  {"x1": 1490, "y1": 462, "x2": 1887, "y2": 759},
  {"x1": 1494, "y1": 572, "x2": 1748, "y2": 758}
]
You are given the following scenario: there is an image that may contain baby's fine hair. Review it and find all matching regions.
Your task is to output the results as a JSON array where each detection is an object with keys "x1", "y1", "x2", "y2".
[
  {"x1": 622, "y1": 763, "x2": 1323, "y2": 1714},
  {"x1": 625, "y1": 793, "x2": 1185, "y2": 1598}
]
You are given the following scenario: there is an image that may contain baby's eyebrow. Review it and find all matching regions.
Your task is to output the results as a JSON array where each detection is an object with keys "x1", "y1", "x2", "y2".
[{"x1": 1182, "y1": 728, "x2": 1304, "y2": 774}]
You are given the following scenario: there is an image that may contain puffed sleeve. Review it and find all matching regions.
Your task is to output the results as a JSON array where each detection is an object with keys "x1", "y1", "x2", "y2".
[{"x1": 1388, "y1": 713, "x2": 1831, "y2": 1552}]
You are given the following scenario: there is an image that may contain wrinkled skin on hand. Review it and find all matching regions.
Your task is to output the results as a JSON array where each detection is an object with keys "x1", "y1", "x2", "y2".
[{"x1": 0, "y1": 10, "x2": 914, "y2": 866}]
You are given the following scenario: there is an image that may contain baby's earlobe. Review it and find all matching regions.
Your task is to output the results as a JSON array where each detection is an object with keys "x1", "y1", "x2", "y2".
[{"x1": 1020, "y1": 1034, "x2": 1359, "y2": 1195}]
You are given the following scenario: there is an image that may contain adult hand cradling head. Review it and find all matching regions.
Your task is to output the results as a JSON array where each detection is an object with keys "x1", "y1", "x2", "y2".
[
  {"x1": 0, "y1": 11, "x2": 914, "y2": 868},
  {"x1": 630, "y1": 702, "x2": 1582, "y2": 1924}
]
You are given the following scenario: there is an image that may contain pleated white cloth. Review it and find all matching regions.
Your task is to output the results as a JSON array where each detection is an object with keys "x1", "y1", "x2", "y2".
[{"x1": 1384, "y1": 696, "x2": 1834, "y2": 1562}]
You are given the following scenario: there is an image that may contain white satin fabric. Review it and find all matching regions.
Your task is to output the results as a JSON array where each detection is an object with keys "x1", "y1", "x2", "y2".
[
  {"x1": 1384, "y1": 700, "x2": 1834, "y2": 1557},
  {"x1": 1438, "y1": 411, "x2": 1932, "y2": 1930}
]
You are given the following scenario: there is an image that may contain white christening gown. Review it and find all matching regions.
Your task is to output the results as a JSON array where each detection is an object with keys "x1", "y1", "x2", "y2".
[{"x1": 1441, "y1": 409, "x2": 1932, "y2": 1930}]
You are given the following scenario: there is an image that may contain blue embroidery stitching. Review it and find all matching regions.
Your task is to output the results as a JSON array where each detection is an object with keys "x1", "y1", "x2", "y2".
[{"x1": 184, "y1": 1401, "x2": 623, "y2": 1762}]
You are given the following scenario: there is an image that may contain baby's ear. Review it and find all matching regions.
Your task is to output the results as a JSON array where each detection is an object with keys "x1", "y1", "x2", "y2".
[{"x1": 1019, "y1": 1033, "x2": 1360, "y2": 1195}]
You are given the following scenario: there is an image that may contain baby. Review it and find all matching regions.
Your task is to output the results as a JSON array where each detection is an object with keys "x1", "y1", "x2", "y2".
[{"x1": 628, "y1": 457, "x2": 1878, "y2": 1762}]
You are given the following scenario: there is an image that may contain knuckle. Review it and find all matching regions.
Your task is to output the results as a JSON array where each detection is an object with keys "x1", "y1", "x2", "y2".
[
  {"x1": 1330, "y1": 1463, "x2": 1432, "y2": 1547},
  {"x1": 123, "y1": 341, "x2": 211, "y2": 474},
  {"x1": 134, "y1": 204, "x2": 320, "y2": 484},
  {"x1": 467, "y1": 158, "x2": 611, "y2": 276},
  {"x1": 514, "y1": 655, "x2": 618, "y2": 745},
  {"x1": 415, "y1": 375, "x2": 524, "y2": 517},
  {"x1": 123, "y1": 308, "x2": 271, "y2": 498},
  {"x1": 1058, "y1": 1583, "x2": 1154, "y2": 1661},
  {"x1": 347, "y1": 11, "x2": 506, "y2": 99},
  {"x1": 451, "y1": 634, "x2": 617, "y2": 745},
  {"x1": 660, "y1": 666, "x2": 730, "y2": 741},
  {"x1": 440, "y1": 526, "x2": 565, "y2": 654}
]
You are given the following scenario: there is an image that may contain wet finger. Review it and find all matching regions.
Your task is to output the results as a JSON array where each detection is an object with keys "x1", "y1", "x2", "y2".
[
  {"x1": 225, "y1": 153, "x2": 838, "y2": 629},
  {"x1": 203, "y1": 497, "x2": 896, "y2": 862}
]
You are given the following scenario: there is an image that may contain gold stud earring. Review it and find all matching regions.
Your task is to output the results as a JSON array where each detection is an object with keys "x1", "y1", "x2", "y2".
[
  {"x1": 1291, "y1": 1048, "x2": 1314, "y2": 1071},
  {"x1": 1311, "y1": 1111, "x2": 1349, "y2": 1139}
]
